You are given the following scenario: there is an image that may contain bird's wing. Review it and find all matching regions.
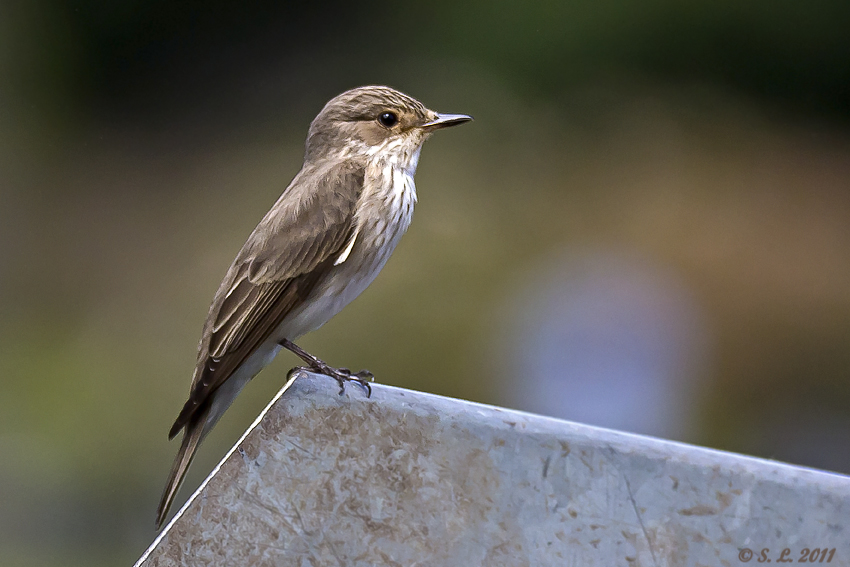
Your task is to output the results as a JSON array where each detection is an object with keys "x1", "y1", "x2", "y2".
[{"x1": 168, "y1": 161, "x2": 365, "y2": 438}]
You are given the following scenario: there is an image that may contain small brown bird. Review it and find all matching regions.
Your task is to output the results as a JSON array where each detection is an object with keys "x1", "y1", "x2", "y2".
[{"x1": 156, "y1": 86, "x2": 471, "y2": 528}]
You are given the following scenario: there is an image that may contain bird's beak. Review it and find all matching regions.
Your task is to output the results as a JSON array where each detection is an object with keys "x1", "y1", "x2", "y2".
[{"x1": 421, "y1": 113, "x2": 473, "y2": 131}]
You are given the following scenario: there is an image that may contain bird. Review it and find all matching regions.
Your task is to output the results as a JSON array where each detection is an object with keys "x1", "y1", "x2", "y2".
[{"x1": 155, "y1": 85, "x2": 472, "y2": 528}]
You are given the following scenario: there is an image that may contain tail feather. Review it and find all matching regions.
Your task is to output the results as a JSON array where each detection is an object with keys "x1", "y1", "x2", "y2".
[
  {"x1": 155, "y1": 413, "x2": 206, "y2": 529},
  {"x1": 156, "y1": 371, "x2": 253, "y2": 529}
]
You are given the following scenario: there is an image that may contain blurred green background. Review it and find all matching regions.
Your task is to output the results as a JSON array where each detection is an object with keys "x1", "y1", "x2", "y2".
[{"x1": 2, "y1": 1, "x2": 850, "y2": 565}]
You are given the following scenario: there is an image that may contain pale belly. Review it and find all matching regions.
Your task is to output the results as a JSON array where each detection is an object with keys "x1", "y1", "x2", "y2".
[
  {"x1": 274, "y1": 161, "x2": 416, "y2": 341},
  {"x1": 274, "y1": 217, "x2": 409, "y2": 341}
]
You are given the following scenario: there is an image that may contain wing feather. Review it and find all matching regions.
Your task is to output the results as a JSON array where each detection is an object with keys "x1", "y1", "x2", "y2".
[{"x1": 168, "y1": 161, "x2": 365, "y2": 437}]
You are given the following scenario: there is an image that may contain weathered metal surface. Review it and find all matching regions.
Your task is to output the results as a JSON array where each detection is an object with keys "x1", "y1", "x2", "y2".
[{"x1": 137, "y1": 372, "x2": 850, "y2": 566}]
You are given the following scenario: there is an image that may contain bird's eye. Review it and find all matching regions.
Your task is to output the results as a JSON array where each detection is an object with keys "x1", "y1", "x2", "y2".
[{"x1": 378, "y1": 112, "x2": 398, "y2": 128}]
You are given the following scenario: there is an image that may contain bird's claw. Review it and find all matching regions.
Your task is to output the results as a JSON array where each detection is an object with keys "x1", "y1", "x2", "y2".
[
  {"x1": 279, "y1": 339, "x2": 373, "y2": 398},
  {"x1": 289, "y1": 364, "x2": 373, "y2": 398},
  {"x1": 332, "y1": 367, "x2": 373, "y2": 398}
]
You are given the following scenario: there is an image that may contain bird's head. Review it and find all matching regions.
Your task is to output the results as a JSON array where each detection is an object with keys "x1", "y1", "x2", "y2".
[{"x1": 304, "y1": 86, "x2": 471, "y2": 168}]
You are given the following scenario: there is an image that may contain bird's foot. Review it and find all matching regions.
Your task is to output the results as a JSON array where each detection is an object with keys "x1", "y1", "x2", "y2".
[
  {"x1": 325, "y1": 365, "x2": 373, "y2": 397},
  {"x1": 281, "y1": 338, "x2": 373, "y2": 398}
]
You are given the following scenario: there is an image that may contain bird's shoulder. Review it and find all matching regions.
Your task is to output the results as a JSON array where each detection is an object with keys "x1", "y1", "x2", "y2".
[{"x1": 236, "y1": 158, "x2": 366, "y2": 283}]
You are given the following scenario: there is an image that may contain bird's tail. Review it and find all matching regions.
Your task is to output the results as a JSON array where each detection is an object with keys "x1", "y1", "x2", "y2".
[{"x1": 155, "y1": 413, "x2": 206, "y2": 529}]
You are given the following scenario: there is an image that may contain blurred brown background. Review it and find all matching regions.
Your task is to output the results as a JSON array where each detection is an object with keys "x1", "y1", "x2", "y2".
[{"x1": 2, "y1": 1, "x2": 850, "y2": 565}]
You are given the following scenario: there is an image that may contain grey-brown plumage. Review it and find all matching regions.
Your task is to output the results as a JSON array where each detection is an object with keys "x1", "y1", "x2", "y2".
[{"x1": 156, "y1": 86, "x2": 471, "y2": 528}]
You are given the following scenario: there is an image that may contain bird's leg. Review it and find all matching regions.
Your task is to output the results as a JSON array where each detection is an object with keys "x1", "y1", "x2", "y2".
[{"x1": 279, "y1": 338, "x2": 373, "y2": 397}]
